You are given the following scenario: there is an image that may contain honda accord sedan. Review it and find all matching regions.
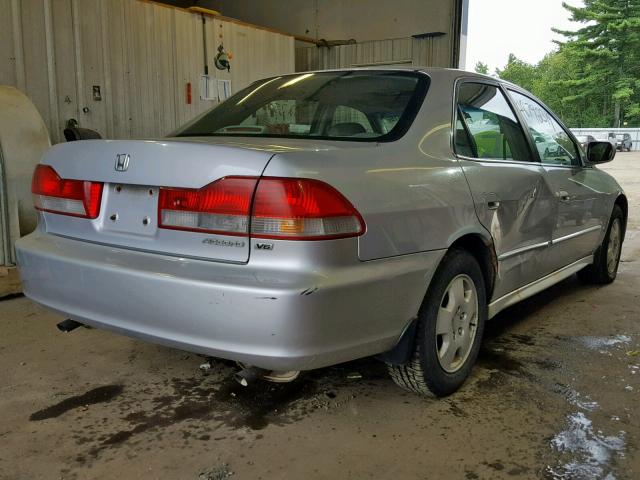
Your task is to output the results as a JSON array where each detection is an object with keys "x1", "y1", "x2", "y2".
[{"x1": 16, "y1": 69, "x2": 626, "y2": 397}]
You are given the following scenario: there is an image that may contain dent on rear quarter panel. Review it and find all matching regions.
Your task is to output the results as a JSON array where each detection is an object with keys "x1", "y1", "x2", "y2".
[{"x1": 262, "y1": 71, "x2": 483, "y2": 261}]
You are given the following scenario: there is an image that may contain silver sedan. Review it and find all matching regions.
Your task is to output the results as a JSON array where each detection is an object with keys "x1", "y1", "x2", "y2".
[{"x1": 16, "y1": 68, "x2": 626, "y2": 396}]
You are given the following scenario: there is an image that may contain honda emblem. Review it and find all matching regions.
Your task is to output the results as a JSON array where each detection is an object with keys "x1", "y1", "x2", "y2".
[{"x1": 115, "y1": 154, "x2": 130, "y2": 172}]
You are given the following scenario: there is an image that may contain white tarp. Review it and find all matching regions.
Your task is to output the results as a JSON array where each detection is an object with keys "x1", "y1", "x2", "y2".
[{"x1": 0, "y1": 86, "x2": 50, "y2": 265}]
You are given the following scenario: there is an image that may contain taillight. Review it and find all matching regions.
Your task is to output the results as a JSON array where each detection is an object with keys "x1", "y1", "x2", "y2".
[
  {"x1": 31, "y1": 165, "x2": 103, "y2": 219},
  {"x1": 158, "y1": 177, "x2": 257, "y2": 236},
  {"x1": 158, "y1": 177, "x2": 365, "y2": 240},
  {"x1": 251, "y1": 178, "x2": 365, "y2": 240}
]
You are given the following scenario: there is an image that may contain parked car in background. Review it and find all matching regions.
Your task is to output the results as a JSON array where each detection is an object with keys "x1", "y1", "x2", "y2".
[
  {"x1": 16, "y1": 69, "x2": 627, "y2": 397},
  {"x1": 575, "y1": 134, "x2": 596, "y2": 151},
  {"x1": 610, "y1": 133, "x2": 633, "y2": 152},
  {"x1": 595, "y1": 134, "x2": 617, "y2": 150},
  {"x1": 531, "y1": 128, "x2": 565, "y2": 158}
]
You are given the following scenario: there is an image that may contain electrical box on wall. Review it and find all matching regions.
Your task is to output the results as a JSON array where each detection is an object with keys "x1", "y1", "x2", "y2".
[
  {"x1": 217, "y1": 79, "x2": 231, "y2": 100},
  {"x1": 200, "y1": 75, "x2": 215, "y2": 100}
]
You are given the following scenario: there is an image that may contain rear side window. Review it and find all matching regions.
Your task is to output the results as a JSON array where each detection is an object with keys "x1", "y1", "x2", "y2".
[
  {"x1": 455, "y1": 82, "x2": 532, "y2": 162},
  {"x1": 508, "y1": 90, "x2": 580, "y2": 166}
]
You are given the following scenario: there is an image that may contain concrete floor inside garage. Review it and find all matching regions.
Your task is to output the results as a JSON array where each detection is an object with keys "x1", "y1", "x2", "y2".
[{"x1": 1, "y1": 154, "x2": 639, "y2": 480}]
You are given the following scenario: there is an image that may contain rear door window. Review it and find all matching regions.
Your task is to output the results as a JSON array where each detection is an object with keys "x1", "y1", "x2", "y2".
[
  {"x1": 508, "y1": 90, "x2": 580, "y2": 166},
  {"x1": 455, "y1": 82, "x2": 533, "y2": 162}
]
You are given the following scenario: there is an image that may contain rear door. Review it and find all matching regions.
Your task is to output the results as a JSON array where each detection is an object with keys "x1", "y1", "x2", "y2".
[
  {"x1": 507, "y1": 90, "x2": 604, "y2": 268},
  {"x1": 454, "y1": 80, "x2": 555, "y2": 299}
]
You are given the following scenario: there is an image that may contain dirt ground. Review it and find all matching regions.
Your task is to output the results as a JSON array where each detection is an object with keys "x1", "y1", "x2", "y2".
[{"x1": 1, "y1": 153, "x2": 639, "y2": 480}]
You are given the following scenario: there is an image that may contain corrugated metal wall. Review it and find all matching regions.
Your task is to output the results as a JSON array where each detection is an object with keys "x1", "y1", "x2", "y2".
[
  {"x1": 0, "y1": 0, "x2": 295, "y2": 143},
  {"x1": 295, "y1": 35, "x2": 451, "y2": 72}
]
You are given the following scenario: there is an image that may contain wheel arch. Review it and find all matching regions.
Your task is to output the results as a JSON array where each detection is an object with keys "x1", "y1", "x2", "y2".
[
  {"x1": 448, "y1": 232, "x2": 497, "y2": 302},
  {"x1": 378, "y1": 230, "x2": 497, "y2": 366},
  {"x1": 614, "y1": 193, "x2": 628, "y2": 235}
]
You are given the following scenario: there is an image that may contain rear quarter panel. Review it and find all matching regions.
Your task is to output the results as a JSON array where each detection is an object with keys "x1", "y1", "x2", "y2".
[{"x1": 263, "y1": 71, "x2": 486, "y2": 261}]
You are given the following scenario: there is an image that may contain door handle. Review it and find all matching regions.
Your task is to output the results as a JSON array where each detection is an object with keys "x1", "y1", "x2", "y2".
[
  {"x1": 557, "y1": 191, "x2": 571, "y2": 202},
  {"x1": 487, "y1": 200, "x2": 500, "y2": 210}
]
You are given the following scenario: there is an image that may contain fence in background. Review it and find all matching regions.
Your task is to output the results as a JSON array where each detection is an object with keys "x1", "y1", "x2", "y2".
[{"x1": 571, "y1": 128, "x2": 640, "y2": 151}]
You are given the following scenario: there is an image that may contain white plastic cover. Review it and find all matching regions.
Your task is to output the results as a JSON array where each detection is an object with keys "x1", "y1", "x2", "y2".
[{"x1": 0, "y1": 86, "x2": 51, "y2": 265}]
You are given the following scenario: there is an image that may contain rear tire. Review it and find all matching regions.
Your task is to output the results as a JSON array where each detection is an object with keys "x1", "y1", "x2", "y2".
[
  {"x1": 577, "y1": 205, "x2": 624, "y2": 284},
  {"x1": 387, "y1": 249, "x2": 486, "y2": 397}
]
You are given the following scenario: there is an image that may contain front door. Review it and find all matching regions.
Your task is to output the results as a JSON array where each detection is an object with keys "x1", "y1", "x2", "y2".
[
  {"x1": 507, "y1": 90, "x2": 604, "y2": 268},
  {"x1": 454, "y1": 81, "x2": 556, "y2": 300}
]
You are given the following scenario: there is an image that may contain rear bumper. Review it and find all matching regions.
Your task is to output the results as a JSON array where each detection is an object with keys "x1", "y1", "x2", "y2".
[{"x1": 16, "y1": 232, "x2": 444, "y2": 371}]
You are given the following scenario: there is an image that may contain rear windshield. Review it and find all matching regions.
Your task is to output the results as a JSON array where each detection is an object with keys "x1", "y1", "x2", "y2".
[{"x1": 175, "y1": 71, "x2": 428, "y2": 142}]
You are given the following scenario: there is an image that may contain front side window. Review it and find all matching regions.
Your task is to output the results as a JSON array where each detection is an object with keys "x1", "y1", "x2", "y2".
[
  {"x1": 455, "y1": 82, "x2": 532, "y2": 162},
  {"x1": 508, "y1": 90, "x2": 580, "y2": 166},
  {"x1": 175, "y1": 71, "x2": 428, "y2": 142}
]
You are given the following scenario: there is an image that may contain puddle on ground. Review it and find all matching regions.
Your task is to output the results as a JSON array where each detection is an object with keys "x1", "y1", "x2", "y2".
[
  {"x1": 73, "y1": 358, "x2": 390, "y2": 458},
  {"x1": 544, "y1": 334, "x2": 635, "y2": 478},
  {"x1": 84, "y1": 374, "x2": 316, "y2": 457},
  {"x1": 546, "y1": 412, "x2": 625, "y2": 479},
  {"x1": 552, "y1": 384, "x2": 599, "y2": 412},
  {"x1": 30, "y1": 385, "x2": 124, "y2": 421},
  {"x1": 478, "y1": 347, "x2": 526, "y2": 373},
  {"x1": 578, "y1": 335, "x2": 632, "y2": 350},
  {"x1": 212, "y1": 376, "x2": 317, "y2": 430}
]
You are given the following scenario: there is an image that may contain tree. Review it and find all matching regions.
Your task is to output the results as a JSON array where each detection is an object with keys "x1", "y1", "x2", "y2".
[
  {"x1": 474, "y1": 61, "x2": 489, "y2": 75},
  {"x1": 495, "y1": 54, "x2": 538, "y2": 92},
  {"x1": 553, "y1": 0, "x2": 640, "y2": 127},
  {"x1": 496, "y1": 50, "x2": 608, "y2": 127},
  {"x1": 494, "y1": 1, "x2": 640, "y2": 127}
]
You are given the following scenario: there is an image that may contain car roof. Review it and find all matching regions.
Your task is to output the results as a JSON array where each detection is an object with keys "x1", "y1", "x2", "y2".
[{"x1": 293, "y1": 67, "x2": 523, "y2": 89}]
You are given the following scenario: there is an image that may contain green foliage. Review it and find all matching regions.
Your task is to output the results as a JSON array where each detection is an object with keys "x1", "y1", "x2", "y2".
[
  {"x1": 495, "y1": 54, "x2": 537, "y2": 92},
  {"x1": 493, "y1": 0, "x2": 640, "y2": 127},
  {"x1": 474, "y1": 61, "x2": 489, "y2": 75}
]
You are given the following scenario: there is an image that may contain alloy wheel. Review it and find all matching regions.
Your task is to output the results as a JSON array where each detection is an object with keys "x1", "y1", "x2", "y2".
[
  {"x1": 607, "y1": 218, "x2": 622, "y2": 276},
  {"x1": 435, "y1": 274, "x2": 479, "y2": 373}
]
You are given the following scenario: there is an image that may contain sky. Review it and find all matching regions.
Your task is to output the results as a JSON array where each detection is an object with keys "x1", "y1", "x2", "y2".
[{"x1": 464, "y1": 0, "x2": 584, "y2": 73}]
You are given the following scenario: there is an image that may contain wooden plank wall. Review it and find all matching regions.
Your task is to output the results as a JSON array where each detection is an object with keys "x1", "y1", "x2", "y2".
[
  {"x1": 295, "y1": 36, "x2": 450, "y2": 71},
  {"x1": 0, "y1": 0, "x2": 295, "y2": 143}
]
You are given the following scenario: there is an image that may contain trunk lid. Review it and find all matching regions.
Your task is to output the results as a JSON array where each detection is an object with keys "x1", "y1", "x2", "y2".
[{"x1": 40, "y1": 139, "x2": 281, "y2": 263}]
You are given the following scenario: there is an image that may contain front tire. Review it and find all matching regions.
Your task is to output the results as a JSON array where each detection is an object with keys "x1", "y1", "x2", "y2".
[
  {"x1": 388, "y1": 249, "x2": 487, "y2": 397},
  {"x1": 578, "y1": 205, "x2": 624, "y2": 284}
]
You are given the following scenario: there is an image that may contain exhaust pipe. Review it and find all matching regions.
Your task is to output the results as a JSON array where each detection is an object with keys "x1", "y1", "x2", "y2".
[
  {"x1": 234, "y1": 366, "x2": 266, "y2": 387},
  {"x1": 56, "y1": 319, "x2": 84, "y2": 333}
]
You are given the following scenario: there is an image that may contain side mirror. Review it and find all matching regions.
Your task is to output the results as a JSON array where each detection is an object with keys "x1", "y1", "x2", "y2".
[
  {"x1": 534, "y1": 136, "x2": 545, "y2": 143},
  {"x1": 587, "y1": 141, "x2": 616, "y2": 164}
]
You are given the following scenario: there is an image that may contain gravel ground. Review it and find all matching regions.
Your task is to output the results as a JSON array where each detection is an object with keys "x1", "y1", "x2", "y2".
[{"x1": 0, "y1": 152, "x2": 639, "y2": 480}]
